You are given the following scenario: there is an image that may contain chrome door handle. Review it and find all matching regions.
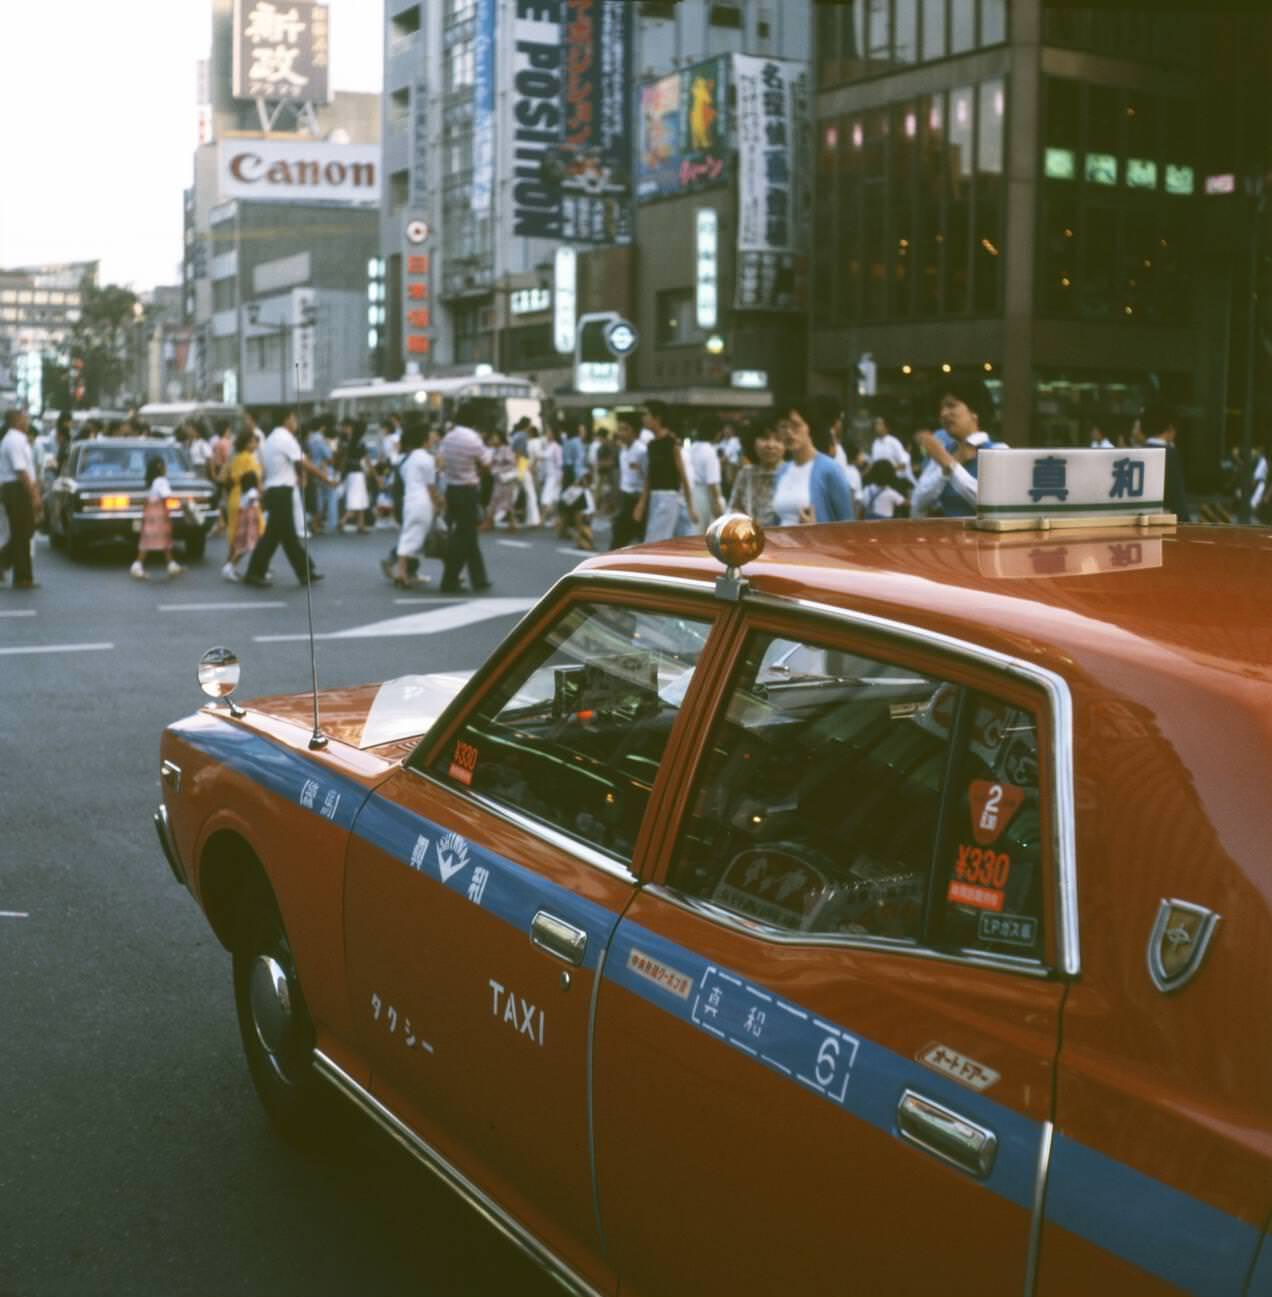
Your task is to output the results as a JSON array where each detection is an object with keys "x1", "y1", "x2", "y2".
[
  {"x1": 530, "y1": 911, "x2": 588, "y2": 967},
  {"x1": 897, "y1": 1089, "x2": 998, "y2": 1179}
]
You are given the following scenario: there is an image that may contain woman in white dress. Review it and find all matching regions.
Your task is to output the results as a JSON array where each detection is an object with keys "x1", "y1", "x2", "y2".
[
  {"x1": 340, "y1": 422, "x2": 372, "y2": 533},
  {"x1": 393, "y1": 423, "x2": 442, "y2": 588},
  {"x1": 539, "y1": 428, "x2": 564, "y2": 525}
]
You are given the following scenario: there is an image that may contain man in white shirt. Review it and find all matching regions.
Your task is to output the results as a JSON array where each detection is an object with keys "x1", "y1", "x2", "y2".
[
  {"x1": 610, "y1": 414, "x2": 648, "y2": 548},
  {"x1": 243, "y1": 409, "x2": 334, "y2": 587},
  {"x1": 0, "y1": 409, "x2": 42, "y2": 588},
  {"x1": 868, "y1": 416, "x2": 915, "y2": 483},
  {"x1": 437, "y1": 401, "x2": 494, "y2": 593}
]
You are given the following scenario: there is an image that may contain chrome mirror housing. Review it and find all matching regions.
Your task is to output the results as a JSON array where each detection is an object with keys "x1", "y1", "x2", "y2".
[{"x1": 198, "y1": 646, "x2": 245, "y2": 717}]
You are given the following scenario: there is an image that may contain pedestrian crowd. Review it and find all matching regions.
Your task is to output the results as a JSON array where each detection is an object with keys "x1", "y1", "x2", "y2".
[{"x1": 3, "y1": 378, "x2": 1264, "y2": 594}]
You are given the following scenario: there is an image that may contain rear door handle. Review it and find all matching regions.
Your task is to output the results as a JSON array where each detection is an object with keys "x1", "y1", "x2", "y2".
[
  {"x1": 897, "y1": 1089, "x2": 998, "y2": 1179},
  {"x1": 530, "y1": 910, "x2": 588, "y2": 967}
]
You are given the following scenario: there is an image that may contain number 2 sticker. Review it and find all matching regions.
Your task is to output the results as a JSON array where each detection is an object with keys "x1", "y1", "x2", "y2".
[{"x1": 968, "y1": 780, "x2": 1025, "y2": 846}]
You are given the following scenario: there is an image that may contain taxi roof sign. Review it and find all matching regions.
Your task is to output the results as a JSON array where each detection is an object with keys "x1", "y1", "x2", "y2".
[{"x1": 973, "y1": 447, "x2": 1174, "y2": 532}]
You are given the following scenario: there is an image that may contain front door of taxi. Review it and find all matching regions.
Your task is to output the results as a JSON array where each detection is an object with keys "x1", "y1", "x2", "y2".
[
  {"x1": 343, "y1": 594, "x2": 720, "y2": 1293},
  {"x1": 592, "y1": 617, "x2": 1067, "y2": 1296}
]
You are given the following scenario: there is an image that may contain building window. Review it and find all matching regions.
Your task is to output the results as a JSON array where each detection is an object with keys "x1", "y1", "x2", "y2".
[
  {"x1": 950, "y1": 0, "x2": 975, "y2": 54},
  {"x1": 894, "y1": 0, "x2": 918, "y2": 63},
  {"x1": 657, "y1": 288, "x2": 700, "y2": 346},
  {"x1": 708, "y1": 3, "x2": 742, "y2": 30},
  {"x1": 981, "y1": 0, "x2": 1006, "y2": 46},
  {"x1": 921, "y1": 0, "x2": 945, "y2": 60},
  {"x1": 391, "y1": 5, "x2": 420, "y2": 44},
  {"x1": 640, "y1": 0, "x2": 677, "y2": 17},
  {"x1": 389, "y1": 169, "x2": 409, "y2": 213},
  {"x1": 389, "y1": 87, "x2": 410, "y2": 130}
]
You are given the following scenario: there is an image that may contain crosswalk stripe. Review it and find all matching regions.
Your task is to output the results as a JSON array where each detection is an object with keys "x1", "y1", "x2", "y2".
[
  {"x1": 0, "y1": 610, "x2": 36, "y2": 618},
  {"x1": 254, "y1": 597, "x2": 535, "y2": 643},
  {"x1": 497, "y1": 539, "x2": 533, "y2": 549},
  {"x1": 0, "y1": 642, "x2": 114, "y2": 656},
  {"x1": 158, "y1": 601, "x2": 288, "y2": 612}
]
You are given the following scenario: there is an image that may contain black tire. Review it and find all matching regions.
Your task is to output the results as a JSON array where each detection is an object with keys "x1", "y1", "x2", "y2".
[
  {"x1": 232, "y1": 894, "x2": 329, "y2": 1143},
  {"x1": 184, "y1": 530, "x2": 207, "y2": 561},
  {"x1": 66, "y1": 526, "x2": 89, "y2": 560},
  {"x1": 48, "y1": 515, "x2": 66, "y2": 550}
]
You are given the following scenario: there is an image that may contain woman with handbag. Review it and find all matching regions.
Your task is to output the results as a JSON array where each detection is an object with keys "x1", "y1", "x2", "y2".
[
  {"x1": 483, "y1": 429, "x2": 519, "y2": 531},
  {"x1": 392, "y1": 422, "x2": 443, "y2": 589}
]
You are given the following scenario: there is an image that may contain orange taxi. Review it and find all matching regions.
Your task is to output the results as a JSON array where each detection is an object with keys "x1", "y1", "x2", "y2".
[{"x1": 154, "y1": 447, "x2": 1272, "y2": 1296}]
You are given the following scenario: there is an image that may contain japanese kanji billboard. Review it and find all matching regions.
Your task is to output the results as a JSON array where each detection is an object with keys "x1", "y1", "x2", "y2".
[
  {"x1": 507, "y1": 0, "x2": 632, "y2": 245},
  {"x1": 734, "y1": 54, "x2": 812, "y2": 312},
  {"x1": 233, "y1": 0, "x2": 331, "y2": 104},
  {"x1": 636, "y1": 57, "x2": 729, "y2": 202}
]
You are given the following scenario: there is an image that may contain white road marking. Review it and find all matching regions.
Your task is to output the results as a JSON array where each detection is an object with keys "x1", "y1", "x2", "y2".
[
  {"x1": 556, "y1": 546, "x2": 595, "y2": 557},
  {"x1": 158, "y1": 601, "x2": 288, "y2": 612},
  {"x1": 254, "y1": 597, "x2": 536, "y2": 643},
  {"x1": 0, "y1": 911, "x2": 30, "y2": 919},
  {"x1": 497, "y1": 539, "x2": 532, "y2": 549},
  {"x1": 393, "y1": 596, "x2": 438, "y2": 605},
  {"x1": 0, "y1": 610, "x2": 36, "y2": 618},
  {"x1": 0, "y1": 642, "x2": 114, "y2": 656}
]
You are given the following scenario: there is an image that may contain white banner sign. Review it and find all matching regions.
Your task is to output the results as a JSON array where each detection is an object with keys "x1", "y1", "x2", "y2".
[{"x1": 219, "y1": 141, "x2": 380, "y2": 205}]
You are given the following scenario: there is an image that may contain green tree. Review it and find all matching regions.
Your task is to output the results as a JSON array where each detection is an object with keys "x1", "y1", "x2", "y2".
[{"x1": 69, "y1": 279, "x2": 142, "y2": 407}]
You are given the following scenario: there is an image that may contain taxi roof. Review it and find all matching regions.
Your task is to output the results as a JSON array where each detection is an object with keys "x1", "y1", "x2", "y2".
[{"x1": 577, "y1": 522, "x2": 1272, "y2": 692}]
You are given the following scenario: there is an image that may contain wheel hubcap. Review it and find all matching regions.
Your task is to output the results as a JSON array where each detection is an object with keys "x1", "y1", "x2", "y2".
[{"x1": 249, "y1": 954, "x2": 294, "y2": 1059}]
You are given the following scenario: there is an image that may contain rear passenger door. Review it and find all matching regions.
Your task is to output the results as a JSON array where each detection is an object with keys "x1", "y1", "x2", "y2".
[{"x1": 593, "y1": 612, "x2": 1068, "y2": 1296}]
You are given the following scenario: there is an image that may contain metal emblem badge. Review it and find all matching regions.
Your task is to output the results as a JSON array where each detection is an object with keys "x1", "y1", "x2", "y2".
[{"x1": 1147, "y1": 899, "x2": 1221, "y2": 993}]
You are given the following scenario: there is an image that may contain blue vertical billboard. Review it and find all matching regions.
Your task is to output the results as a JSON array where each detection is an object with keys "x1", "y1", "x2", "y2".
[
  {"x1": 472, "y1": 0, "x2": 495, "y2": 214},
  {"x1": 508, "y1": 0, "x2": 632, "y2": 244}
]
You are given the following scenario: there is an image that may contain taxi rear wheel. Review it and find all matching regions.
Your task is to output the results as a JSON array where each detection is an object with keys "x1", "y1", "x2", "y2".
[{"x1": 231, "y1": 900, "x2": 327, "y2": 1143}]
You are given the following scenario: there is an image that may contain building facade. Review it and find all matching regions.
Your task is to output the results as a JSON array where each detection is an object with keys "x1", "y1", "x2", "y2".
[
  {"x1": 379, "y1": 0, "x2": 813, "y2": 418},
  {"x1": 811, "y1": 0, "x2": 1272, "y2": 488},
  {"x1": 186, "y1": 0, "x2": 381, "y2": 408},
  {"x1": 0, "y1": 262, "x2": 96, "y2": 412}
]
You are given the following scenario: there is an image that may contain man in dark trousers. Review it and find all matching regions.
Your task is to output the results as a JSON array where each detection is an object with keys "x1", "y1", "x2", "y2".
[
  {"x1": 438, "y1": 400, "x2": 494, "y2": 594},
  {"x1": 1137, "y1": 404, "x2": 1192, "y2": 522},
  {"x1": 0, "y1": 409, "x2": 42, "y2": 589},
  {"x1": 244, "y1": 408, "x2": 335, "y2": 588}
]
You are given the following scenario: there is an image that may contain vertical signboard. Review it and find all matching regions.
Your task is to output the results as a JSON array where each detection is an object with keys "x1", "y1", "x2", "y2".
[
  {"x1": 472, "y1": 0, "x2": 495, "y2": 213},
  {"x1": 293, "y1": 288, "x2": 316, "y2": 393},
  {"x1": 560, "y1": 0, "x2": 633, "y2": 243},
  {"x1": 233, "y1": 0, "x2": 331, "y2": 103},
  {"x1": 636, "y1": 58, "x2": 729, "y2": 202},
  {"x1": 696, "y1": 208, "x2": 719, "y2": 329},
  {"x1": 553, "y1": 245, "x2": 577, "y2": 353},
  {"x1": 403, "y1": 218, "x2": 434, "y2": 366},
  {"x1": 508, "y1": 0, "x2": 632, "y2": 245},
  {"x1": 734, "y1": 54, "x2": 812, "y2": 311}
]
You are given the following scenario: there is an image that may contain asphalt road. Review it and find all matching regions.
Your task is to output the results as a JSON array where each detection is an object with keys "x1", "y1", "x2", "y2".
[{"x1": 0, "y1": 521, "x2": 595, "y2": 1297}]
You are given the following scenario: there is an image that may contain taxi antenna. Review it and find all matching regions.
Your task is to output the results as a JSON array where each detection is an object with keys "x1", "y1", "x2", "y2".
[{"x1": 297, "y1": 363, "x2": 327, "y2": 751}]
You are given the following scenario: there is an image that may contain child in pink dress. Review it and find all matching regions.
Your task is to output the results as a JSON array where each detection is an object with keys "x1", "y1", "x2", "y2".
[
  {"x1": 222, "y1": 470, "x2": 262, "y2": 582},
  {"x1": 130, "y1": 456, "x2": 184, "y2": 580}
]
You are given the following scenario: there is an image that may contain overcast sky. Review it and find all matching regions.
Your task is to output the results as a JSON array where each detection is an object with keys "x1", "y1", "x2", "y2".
[{"x1": 0, "y1": 0, "x2": 384, "y2": 291}]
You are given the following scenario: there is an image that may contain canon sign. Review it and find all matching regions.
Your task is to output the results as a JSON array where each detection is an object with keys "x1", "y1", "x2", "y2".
[{"x1": 219, "y1": 141, "x2": 381, "y2": 206}]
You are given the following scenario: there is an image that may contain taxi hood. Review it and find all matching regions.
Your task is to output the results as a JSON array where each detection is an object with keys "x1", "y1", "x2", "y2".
[{"x1": 245, "y1": 671, "x2": 473, "y2": 750}]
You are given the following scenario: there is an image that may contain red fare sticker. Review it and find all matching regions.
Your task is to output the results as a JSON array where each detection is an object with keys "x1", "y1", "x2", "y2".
[
  {"x1": 947, "y1": 880, "x2": 1005, "y2": 912},
  {"x1": 449, "y1": 739, "x2": 478, "y2": 787},
  {"x1": 947, "y1": 844, "x2": 1011, "y2": 911},
  {"x1": 968, "y1": 780, "x2": 1025, "y2": 846}
]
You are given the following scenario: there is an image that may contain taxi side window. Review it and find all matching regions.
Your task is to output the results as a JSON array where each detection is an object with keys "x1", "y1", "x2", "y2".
[
  {"x1": 667, "y1": 632, "x2": 1047, "y2": 961},
  {"x1": 428, "y1": 602, "x2": 713, "y2": 865},
  {"x1": 667, "y1": 634, "x2": 953, "y2": 942},
  {"x1": 935, "y1": 695, "x2": 1045, "y2": 960}
]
